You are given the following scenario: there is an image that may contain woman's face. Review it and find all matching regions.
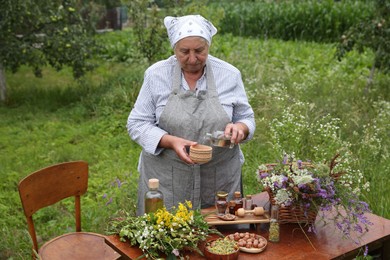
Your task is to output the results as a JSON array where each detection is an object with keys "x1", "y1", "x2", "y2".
[{"x1": 174, "y1": 36, "x2": 209, "y2": 74}]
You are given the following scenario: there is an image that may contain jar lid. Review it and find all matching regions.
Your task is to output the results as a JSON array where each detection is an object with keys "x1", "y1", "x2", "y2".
[
  {"x1": 148, "y1": 178, "x2": 159, "y2": 189},
  {"x1": 234, "y1": 191, "x2": 241, "y2": 197},
  {"x1": 246, "y1": 194, "x2": 252, "y2": 199},
  {"x1": 216, "y1": 191, "x2": 228, "y2": 198}
]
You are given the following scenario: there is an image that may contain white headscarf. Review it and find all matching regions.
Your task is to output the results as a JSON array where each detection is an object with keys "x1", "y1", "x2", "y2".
[{"x1": 164, "y1": 15, "x2": 217, "y2": 48}]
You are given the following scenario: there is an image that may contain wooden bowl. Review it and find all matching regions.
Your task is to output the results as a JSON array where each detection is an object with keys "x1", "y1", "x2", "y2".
[
  {"x1": 190, "y1": 144, "x2": 212, "y2": 152},
  {"x1": 204, "y1": 238, "x2": 239, "y2": 260},
  {"x1": 190, "y1": 144, "x2": 212, "y2": 164}
]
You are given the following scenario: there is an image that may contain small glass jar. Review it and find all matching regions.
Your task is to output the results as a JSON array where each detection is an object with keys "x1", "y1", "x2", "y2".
[
  {"x1": 215, "y1": 191, "x2": 228, "y2": 215},
  {"x1": 233, "y1": 191, "x2": 243, "y2": 212},
  {"x1": 269, "y1": 204, "x2": 280, "y2": 242},
  {"x1": 228, "y1": 200, "x2": 236, "y2": 215},
  {"x1": 244, "y1": 194, "x2": 253, "y2": 210}
]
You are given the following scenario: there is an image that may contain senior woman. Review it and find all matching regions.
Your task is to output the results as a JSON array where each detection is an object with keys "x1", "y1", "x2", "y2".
[{"x1": 127, "y1": 15, "x2": 255, "y2": 215}]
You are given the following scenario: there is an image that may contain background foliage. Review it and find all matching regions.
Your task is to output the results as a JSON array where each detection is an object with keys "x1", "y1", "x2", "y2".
[
  {"x1": 1, "y1": 0, "x2": 389, "y2": 259},
  {"x1": 213, "y1": 0, "x2": 375, "y2": 42},
  {"x1": 0, "y1": 0, "x2": 98, "y2": 78},
  {"x1": 337, "y1": 0, "x2": 390, "y2": 83}
]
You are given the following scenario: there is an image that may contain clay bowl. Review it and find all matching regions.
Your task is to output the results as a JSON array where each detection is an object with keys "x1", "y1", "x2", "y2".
[
  {"x1": 189, "y1": 144, "x2": 212, "y2": 164},
  {"x1": 204, "y1": 238, "x2": 240, "y2": 260}
]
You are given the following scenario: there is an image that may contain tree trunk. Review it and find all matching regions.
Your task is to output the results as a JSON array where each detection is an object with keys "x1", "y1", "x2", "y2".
[{"x1": 0, "y1": 63, "x2": 7, "y2": 103}]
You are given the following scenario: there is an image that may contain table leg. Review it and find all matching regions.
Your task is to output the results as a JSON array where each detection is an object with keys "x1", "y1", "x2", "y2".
[{"x1": 382, "y1": 238, "x2": 390, "y2": 259}]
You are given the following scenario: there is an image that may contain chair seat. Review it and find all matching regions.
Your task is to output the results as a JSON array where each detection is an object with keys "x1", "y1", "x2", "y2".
[{"x1": 39, "y1": 232, "x2": 120, "y2": 260}]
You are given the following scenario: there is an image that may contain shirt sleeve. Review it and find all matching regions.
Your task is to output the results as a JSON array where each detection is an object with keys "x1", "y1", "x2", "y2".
[
  {"x1": 126, "y1": 70, "x2": 167, "y2": 155},
  {"x1": 232, "y1": 71, "x2": 256, "y2": 142}
]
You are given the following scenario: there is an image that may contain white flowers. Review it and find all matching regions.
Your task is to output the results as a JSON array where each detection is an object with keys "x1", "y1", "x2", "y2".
[
  {"x1": 292, "y1": 174, "x2": 313, "y2": 186},
  {"x1": 142, "y1": 228, "x2": 150, "y2": 237},
  {"x1": 274, "y1": 188, "x2": 292, "y2": 205}
]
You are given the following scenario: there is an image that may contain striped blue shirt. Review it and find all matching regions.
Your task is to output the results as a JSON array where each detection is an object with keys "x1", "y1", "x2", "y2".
[{"x1": 126, "y1": 54, "x2": 255, "y2": 157}]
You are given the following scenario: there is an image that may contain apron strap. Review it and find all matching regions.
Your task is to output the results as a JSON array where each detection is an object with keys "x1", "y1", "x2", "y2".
[
  {"x1": 205, "y1": 60, "x2": 218, "y2": 98},
  {"x1": 172, "y1": 61, "x2": 182, "y2": 94}
]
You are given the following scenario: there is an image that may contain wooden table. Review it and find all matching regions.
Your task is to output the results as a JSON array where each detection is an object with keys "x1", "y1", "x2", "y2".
[{"x1": 104, "y1": 192, "x2": 390, "y2": 259}]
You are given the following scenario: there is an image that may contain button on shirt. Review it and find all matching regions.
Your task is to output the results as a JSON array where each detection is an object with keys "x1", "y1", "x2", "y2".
[{"x1": 127, "y1": 54, "x2": 255, "y2": 160}]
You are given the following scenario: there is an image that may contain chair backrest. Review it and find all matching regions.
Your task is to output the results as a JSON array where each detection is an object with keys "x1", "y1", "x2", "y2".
[{"x1": 18, "y1": 161, "x2": 88, "y2": 253}]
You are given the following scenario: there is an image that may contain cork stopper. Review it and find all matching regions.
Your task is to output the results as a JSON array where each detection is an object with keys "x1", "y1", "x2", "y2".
[
  {"x1": 246, "y1": 194, "x2": 252, "y2": 199},
  {"x1": 234, "y1": 191, "x2": 241, "y2": 198},
  {"x1": 148, "y1": 178, "x2": 159, "y2": 189}
]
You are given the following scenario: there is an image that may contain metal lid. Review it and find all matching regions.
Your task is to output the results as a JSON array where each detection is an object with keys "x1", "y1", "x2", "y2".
[{"x1": 216, "y1": 191, "x2": 228, "y2": 198}]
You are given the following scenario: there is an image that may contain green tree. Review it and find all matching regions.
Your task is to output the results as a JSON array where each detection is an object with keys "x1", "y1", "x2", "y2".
[
  {"x1": 0, "y1": 0, "x2": 99, "y2": 102},
  {"x1": 127, "y1": 0, "x2": 169, "y2": 64},
  {"x1": 337, "y1": 0, "x2": 390, "y2": 91}
]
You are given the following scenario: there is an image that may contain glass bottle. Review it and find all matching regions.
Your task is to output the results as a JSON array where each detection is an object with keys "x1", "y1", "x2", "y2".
[
  {"x1": 144, "y1": 178, "x2": 164, "y2": 214},
  {"x1": 215, "y1": 191, "x2": 228, "y2": 215},
  {"x1": 244, "y1": 194, "x2": 253, "y2": 210},
  {"x1": 269, "y1": 204, "x2": 280, "y2": 242},
  {"x1": 233, "y1": 191, "x2": 243, "y2": 212},
  {"x1": 204, "y1": 131, "x2": 234, "y2": 148},
  {"x1": 228, "y1": 200, "x2": 236, "y2": 215}
]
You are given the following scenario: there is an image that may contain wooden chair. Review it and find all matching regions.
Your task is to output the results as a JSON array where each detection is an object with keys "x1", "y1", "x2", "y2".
[{"x1": 18, "y1": 161, "x2": 120, "y2": 259}]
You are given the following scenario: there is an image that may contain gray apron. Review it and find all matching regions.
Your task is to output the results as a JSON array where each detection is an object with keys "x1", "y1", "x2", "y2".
[{"x1": 136, "y1": 60, "x2": 241, "y2": 215}]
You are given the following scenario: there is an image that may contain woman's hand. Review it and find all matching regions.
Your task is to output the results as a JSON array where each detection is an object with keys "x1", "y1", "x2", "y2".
[
  {"x1": 159, "y1": 134, "x2": 197, "y2": 164},
  {"x1": 224, "y1": 122, "x2": 249, "y2": 144}
]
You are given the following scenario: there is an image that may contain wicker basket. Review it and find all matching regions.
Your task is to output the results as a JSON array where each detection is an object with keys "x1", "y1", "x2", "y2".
[
  {"x1": 260, "y1": 162, "x2": 318, "y2": 224},
  {"x1": 266, "y1": 187, "x2": 318, "y2": 224}
]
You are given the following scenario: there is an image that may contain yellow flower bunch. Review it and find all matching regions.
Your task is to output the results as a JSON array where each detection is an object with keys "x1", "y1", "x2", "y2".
[
  {"x1": 153, "y1": 201, "x2": 193, "y2": 229},
  {"x1": 155, "y1": 208, "x2": 173, "y2": 228},
  {"x1": 174, "y1": 201, "x2": 193, "y2": 224}
]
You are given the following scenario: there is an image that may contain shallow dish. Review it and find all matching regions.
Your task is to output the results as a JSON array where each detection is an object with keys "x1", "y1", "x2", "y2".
[
  {"x1": 226, "y1": 233, "x2": 267, "y2": 254},
  {"x1": 217, "y1": 214, "x2": 236, "y2": 221},
  {"x1": 239, "y1": 245, "x2": 266, "y2": 254}
]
